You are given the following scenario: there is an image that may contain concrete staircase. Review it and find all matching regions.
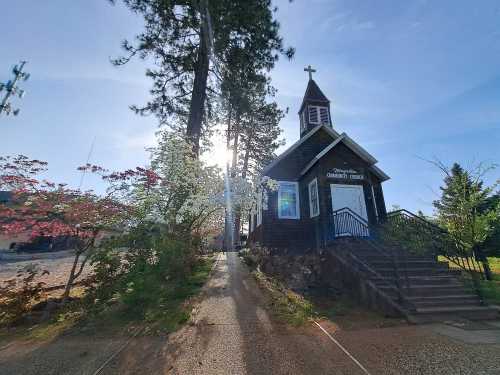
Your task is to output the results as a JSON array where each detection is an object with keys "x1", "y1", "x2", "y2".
[{"x1": 345, "y1": 239, "x2": 498, "y2": 323}]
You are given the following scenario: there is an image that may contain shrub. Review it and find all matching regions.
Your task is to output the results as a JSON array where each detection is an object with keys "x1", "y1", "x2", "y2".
[{"x1": 0, "y1": 264, "x2": 49, "y2": 325}]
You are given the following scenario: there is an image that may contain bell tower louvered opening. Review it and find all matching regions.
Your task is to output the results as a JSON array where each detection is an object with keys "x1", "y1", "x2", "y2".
[{"x1": 298, "y1": 75, "x2": 332, "y2": 138}]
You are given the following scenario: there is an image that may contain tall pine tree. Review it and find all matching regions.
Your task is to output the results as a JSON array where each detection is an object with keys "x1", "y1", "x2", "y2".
[{"x1": 110, "y1": 0, "x2": 294, "y2": 155}]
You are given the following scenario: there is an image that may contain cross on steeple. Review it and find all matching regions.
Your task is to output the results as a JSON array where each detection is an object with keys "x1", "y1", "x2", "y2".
[{"x1": 304, "y1": 65, "x2": 316, "y2": 81}]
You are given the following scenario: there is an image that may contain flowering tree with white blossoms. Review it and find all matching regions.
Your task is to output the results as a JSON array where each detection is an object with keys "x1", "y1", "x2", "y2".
[{"x1": 142, "y1": 131, "x2": 226, "y2": 240}]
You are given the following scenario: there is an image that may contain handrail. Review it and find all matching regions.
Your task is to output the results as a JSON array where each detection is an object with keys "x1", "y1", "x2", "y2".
[
  {"x1": 327, "y1": 207, "x2": 487, "y2": 306},
  {"x1": 328, "y1": 210, "x2": 411, "y2": 305},
  {"x1": 387, "y1": 209, "x2": 446, "y2": 233},
  {"x1": 331, "y1": 238, "x2": 415, "y2": 311},
  {"x1": 333, "y1": 207, "x2": 369, "y2": 225},
  {"x1": 331, "y1": 208, "x2": 369, "y2": 238},
  {"x1": 384, "y1": 208, "x2": 486, "y2": 301}
]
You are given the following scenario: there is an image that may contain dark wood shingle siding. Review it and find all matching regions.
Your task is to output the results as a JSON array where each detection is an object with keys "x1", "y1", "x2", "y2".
[{"x1": 255, "y1": 140, "x2": 387, "y2": 251}]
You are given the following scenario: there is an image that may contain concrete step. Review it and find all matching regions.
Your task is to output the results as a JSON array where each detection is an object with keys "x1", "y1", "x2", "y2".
[
  {"x1": 373, "y1": 276, "x2": 463, "y2": 286},
  {"x1": 374, "y1": 267, "x2": 454, "y2": 277},
  {"x1": 379, "y1": 284, "x2": 472, "y2": 297},
  {"x1": 409, "y1": 306, "x2": 499, "y2": 323},
  {"x1": 365, "y1": 260, "x2": 447, "y2": 269},
  {"x1": 412, "y1": 300, "x2": 481, "y2": 309},
  {"x1": 351, "y1": 251, "x2": 436, "y2": 261},
  {"x1": 408, "y1": 294, "x2": 481, "y2": 306}
]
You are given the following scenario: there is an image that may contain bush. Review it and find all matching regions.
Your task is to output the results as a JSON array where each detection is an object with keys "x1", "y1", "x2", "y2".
[
  {"x1": 87, "y1": 229, "x2": 208, "y2": 330},
  {"x1": 239, "y1": 248, "x2": 258, "y2": 269},
  {"x1": 0, "y1": 264, "x2": 49, "y2": 325}
]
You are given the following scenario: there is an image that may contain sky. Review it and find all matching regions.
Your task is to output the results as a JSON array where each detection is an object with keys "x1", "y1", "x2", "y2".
[{"x1": 1, "y1": 0, "x2": 499, "y2": 214}]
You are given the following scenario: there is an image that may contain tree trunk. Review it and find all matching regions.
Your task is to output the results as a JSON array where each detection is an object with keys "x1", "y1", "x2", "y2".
[
  {"x1": 241, "y1": 142, "x2": 251, "y2": 180},
  {"x1": 233, "y1": 133, "x2": 252, "y2": 242},
  {"x1": 223, "y1": 107, "x2": 233, "y2": 252},
  {"x1": 482, "y1": 261, "x2": 493, "y2": 281},
  {"x1": 187, "y1": 1, "x2": 211, "y2": 156},
  {"x1": 230, "y1": 114, "x2": 242, "y2": 245},
  {"x1": 62, "y1": 251, "x2": 81, "y2": 303}
]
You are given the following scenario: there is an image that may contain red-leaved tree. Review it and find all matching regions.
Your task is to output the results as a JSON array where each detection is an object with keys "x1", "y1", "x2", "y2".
[{"x1": 0, "y1": 156, "x2": 159, "y2": 301}]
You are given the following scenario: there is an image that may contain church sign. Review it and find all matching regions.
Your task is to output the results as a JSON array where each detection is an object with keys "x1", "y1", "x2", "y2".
[{"x1": 327, "y1": 168, "x2": 364, "y2": 180}]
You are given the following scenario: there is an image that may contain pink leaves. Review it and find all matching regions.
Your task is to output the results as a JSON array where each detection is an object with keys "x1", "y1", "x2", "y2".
[
  {"x1": 77, "y1": 163, "x2": 108, "y2": 174},
  {"x1": 100, "y1": 166, "x2": 161, "y2": 188},
  {"x1": 0, "y1": 155, "x2": 136, "y2": 241}
]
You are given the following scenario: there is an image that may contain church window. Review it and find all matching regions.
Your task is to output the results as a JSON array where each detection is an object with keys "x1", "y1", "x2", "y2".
[
  {"x1": 278, "y1": 181, "x2": 300, "y2": 219},
  {"x1": 256, "y1": 191, "x2": 262, "y2": 226},
  {"x1": 308, "y1": 178, "x2": 319, "y2": 217},
  {"x1": 300, "y1": 111, "x2": 306, "y2": 132},
  {"x1": 308, "y1": 106, "x2": 329, "y2": 125}
]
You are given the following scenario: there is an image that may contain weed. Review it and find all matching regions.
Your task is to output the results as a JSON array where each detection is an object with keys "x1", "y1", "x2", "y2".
[{"x1": 253, "y1": 270, "x2": 314, "y2": 326}]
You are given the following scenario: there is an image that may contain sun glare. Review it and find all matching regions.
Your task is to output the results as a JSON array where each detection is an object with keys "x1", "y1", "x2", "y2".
[{"x1": 203, "y1": 135, "x2": 232, "y2": 169}]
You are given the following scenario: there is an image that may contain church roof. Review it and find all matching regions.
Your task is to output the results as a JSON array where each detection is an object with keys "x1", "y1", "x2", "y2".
[
  {"x1": 299, "y1": 133, "x2": 390, "y2": 181},
  {"x1": 299, "y1": 79, "x2": 330, "y2": 113},
  {"x1": 261, "y1": 124, "x2": 340, "y2": 175},
  {"x1": 262, "y1": 124, "x2": 390, "y2": 182}
]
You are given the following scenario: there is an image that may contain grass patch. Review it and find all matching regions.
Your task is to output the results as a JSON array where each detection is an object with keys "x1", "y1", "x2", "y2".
[
  {"x1": 0, "y1": 255, "x2": 215, "y2": 344},
  {"x1": 252, "y1": 270, "x2": 314, "y2": 326},
  {"x1": 487, "y1": 257, "x2": 500, "y2": 275},
  {"x1": 480, "y1": 279, "x2": 500, "y2": 305},
  {"x1": 481, "y1": 257, "x2": 500, "y2": 305},
  {"x1": 439, "y1": 256, "x2": 500, "y2": 305},
  {"x1": 98, "y1": 255, "x2": 215, "y2": 334}
]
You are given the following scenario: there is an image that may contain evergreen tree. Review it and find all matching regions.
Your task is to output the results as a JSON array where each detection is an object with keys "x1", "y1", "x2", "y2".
[
  {"x1": 110, "y1": 0, "x2": 294, "y2": 155},
  {"x1": 479, "y1": 193, "x2": 500, "y2": 257},
  {"x1": 433, "y1": 162, "x2": 498, "y2": 279}
]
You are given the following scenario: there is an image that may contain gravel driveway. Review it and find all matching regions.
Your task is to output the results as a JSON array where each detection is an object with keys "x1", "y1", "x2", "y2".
[
  {"x1": 1, "y1": 252, "x2": 499, "y2": 375},
  {"x1": 0, "y1": 251, "x2": 92, "y2": 289}
]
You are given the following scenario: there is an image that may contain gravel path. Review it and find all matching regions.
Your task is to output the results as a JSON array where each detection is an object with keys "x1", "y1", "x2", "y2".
[
  {"x1": 1, "y1": 252, "x2": 499, "y2": 374},
  {"x1": 102, "y1": 252, "x2": 500, "y2": 375},
  {"x1": 103, "y1": 251, "x2": 364, "y2": 374}
]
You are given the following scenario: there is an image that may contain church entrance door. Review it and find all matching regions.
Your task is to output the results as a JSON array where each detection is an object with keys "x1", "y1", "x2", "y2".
[{"x1": 330, "y1": 184, "x2": 368, "y2": 236}]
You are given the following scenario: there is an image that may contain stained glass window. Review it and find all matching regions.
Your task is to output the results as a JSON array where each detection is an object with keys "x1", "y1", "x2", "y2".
[{"x1": 278, "y1": 182, "x2": 299, "y2": 219}]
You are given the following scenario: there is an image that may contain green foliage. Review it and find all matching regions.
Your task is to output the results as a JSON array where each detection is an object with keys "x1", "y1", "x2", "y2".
[
  {"x1": 479, "y1": 257, "x2": 500, "y2": 304},
  {"x1": 379, "y1": 221, "x2": 434, "y2": 256},
  {"x1": 0, "y1": 264, "x2": 49, "y2": 325},
  {"x1": 433, "y1": 162, "x2": 499, "y2": 255},
  {"x1": 88, "y1": 229, "x2": 212, "y2": 331},
  {"x1": 480, "y1": 194, "x2": 500, "y2": 257},
  {"x1": 253, "y1": 270, "x2": 313, "y2": 326},
  {"x1": 238, "y1": 248, "x2": 258, "y2": 269},
  {"x1": 111, "y1": 0, "x2": 294, "y2": 151}
]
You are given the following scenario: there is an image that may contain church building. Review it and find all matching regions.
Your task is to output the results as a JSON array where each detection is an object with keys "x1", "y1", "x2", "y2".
[{"x1": 248, "y1": 67, "x2": 389, "y2": 251}]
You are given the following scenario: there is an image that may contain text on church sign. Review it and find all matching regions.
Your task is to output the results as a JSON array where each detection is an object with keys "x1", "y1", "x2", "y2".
[{"x1": 327, "y1": 168, "x2": 364, "y2": 180}]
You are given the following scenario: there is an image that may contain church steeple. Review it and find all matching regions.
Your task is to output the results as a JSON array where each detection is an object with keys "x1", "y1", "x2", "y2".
[{"x1": 298, "y1": 66, "x2": 332, "y2": 138}]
